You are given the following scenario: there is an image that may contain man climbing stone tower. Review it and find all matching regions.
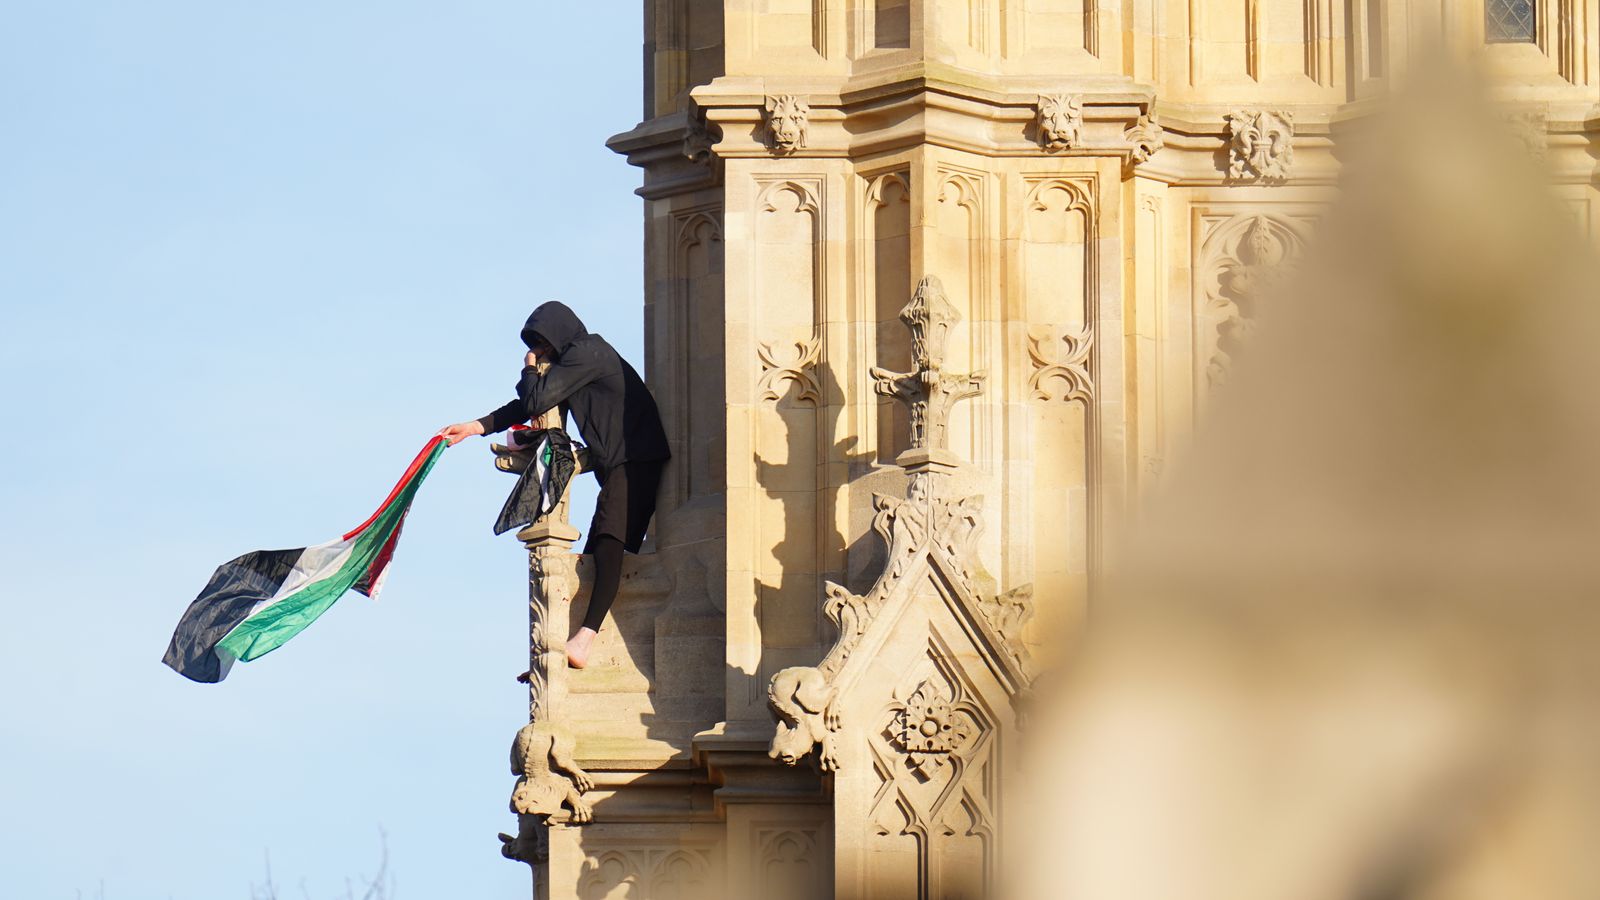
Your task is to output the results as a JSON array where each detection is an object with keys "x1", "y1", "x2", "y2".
[{"x1": 490, "y1": 2, "x2": 1591, "y2": 897}]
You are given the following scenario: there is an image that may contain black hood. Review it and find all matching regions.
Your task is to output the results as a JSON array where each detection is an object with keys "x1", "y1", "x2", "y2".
[{"x1": 521, "y1": 301, "x2": 588, "y2": 355}]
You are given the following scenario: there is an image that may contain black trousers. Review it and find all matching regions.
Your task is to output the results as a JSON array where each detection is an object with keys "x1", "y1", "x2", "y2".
[
  {"x1": 580, "y1": 460, "x2": 664, "y2": 631},
  {"x1": 583, "y1": 460, "x2": 664, "y2": 555}
]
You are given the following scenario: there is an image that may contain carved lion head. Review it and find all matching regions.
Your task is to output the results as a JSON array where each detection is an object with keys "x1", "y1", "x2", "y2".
[
  {"x1": 1037, "y1": 94, "x2": 1083, "y2": 152},
  {"x1": 765, "y1": 94, "x2": 810, "y2": 153}
]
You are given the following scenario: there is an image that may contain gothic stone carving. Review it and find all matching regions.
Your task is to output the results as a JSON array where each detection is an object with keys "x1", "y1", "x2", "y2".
[
  {"x1": 1027, "y1": 325, "x2": 1094, "y2": 404},
  {"x1": 868, "y1": 651, "x2": 997, "y2": 894},
  {"x1": 757, "y1": 828, "x2": 823, "y2": 900},
  {"x1": 767, "y1": 273, "x2": 1031, "y2": 770},
  {"x1": 768, "y1": 665, "x2": 841, "y2": 770},
  {"x1": 764, "y1": 94, "x2": 810, "y2": 154},
  {"x1": 1036, "y1": 94, "x2": 1084, "y2": 152},
  {"x1": 817, "y1": 481, "x2": 986, "y2": 682},
  {"x1": 1124, "y1": 113, "x2": 1165, "y2": 164},
  {"x1": 682, "y1": 100, "x2": 718, "y2": 165},
  {"x1": 507, "y1": 720, "x2": 594, "y2": 823},
  {"x1": 1226, "y1": 109, "x2": 1294, "y2": 182},
  {"x1": 1198, "y1": 214, "x2": 1309, "y2": 385},
  {"x1": 871, "y1": 275, "x2": 985, "y2": 454},
  {"x1": 498, "y1": 820, "x2": 547, "y2": 865},
  {"x1": 757, "y1": 333, "x2": 823, "y2": 404},
  {"x1": 979, "y1": 585, "x2": 1035, "y2": 670},
  {"x1": 888, "y1": 679, "x2": 976, "y2": 780},
  {"x1": 577, "y1": 847, "x2": 714, "y2": 900},
  {"x1": 523, "y1": 551, "x2": 564, "y2": 719}
]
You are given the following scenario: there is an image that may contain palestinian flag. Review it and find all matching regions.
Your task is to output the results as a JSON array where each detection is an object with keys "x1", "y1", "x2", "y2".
[
  {"x1": 162, "y1": 436, "x2": 449, "y2": 683},
  {"x1": 492, "y1": 427, "x2": 577, "y2": 535}
]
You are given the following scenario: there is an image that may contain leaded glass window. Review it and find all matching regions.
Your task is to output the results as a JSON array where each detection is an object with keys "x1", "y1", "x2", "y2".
[{"x1": 1486, "y1": 0, "x2": 1536, "y2": 43}]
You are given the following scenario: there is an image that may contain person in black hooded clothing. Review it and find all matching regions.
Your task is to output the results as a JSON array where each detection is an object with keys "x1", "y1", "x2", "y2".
[{"x1": 440, "y1": 301, "x2": 670, "y2": 668}]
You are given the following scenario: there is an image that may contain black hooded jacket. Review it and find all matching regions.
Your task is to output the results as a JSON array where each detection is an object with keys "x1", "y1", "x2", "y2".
[{"x1": 476, "y1": 302, "x2": 670, "y2": 474}]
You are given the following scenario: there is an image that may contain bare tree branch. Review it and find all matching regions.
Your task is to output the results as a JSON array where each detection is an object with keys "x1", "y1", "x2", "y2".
[{"x1": 246, "y1": 826, "x2": 391, "y2": 900}]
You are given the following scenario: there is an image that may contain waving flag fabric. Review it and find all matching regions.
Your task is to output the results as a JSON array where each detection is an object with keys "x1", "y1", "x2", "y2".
[
  {"x1": 493, "y1": 427, "x2": 578, "y2": 535},
  {"x1": 162, "y1": 436, "x2": 449, "y2": 683}
]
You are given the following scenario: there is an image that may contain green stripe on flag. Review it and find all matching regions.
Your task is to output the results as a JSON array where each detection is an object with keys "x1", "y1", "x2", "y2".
[{"x1": 216, "y1": 441, "x2": 447, "y2": 663}]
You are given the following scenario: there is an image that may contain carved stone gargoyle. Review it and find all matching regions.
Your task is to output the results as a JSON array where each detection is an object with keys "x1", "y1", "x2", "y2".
[
  {"x1": 768, "y1": 665, "x2": 841, "y2": 771},
  {"x1": 509, "y1": 719, "x2": 593, "y2": 821},
  {"x1": 497, "y1": 823, "x2": 546, "y2": 865},
  {"x1": 497, "y1": 720, "x2": 594, "y2": 863}
]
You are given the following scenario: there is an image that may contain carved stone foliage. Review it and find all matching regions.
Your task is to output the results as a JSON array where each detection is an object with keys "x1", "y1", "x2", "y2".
[
  {"x1": 1226, "y1": 109, "x2": 1295, "y2": 182},
  {"x1": 757, "y1": 333, "x2": 822, "y2": 404},
  {"x1": 764, "y1": 94, "x2": 810, "y2": 154},
  {"x1": 815, "y1": 479, "x2": 986, "y2": 683},
  {"x1": 889, "y1": 679, "x2": 976, "y2": 780},
  {"x1": 977, "y1": 586, "x2": 1034, "y2": 669},
  {"x1": 1197, "y1": 213, "x2": 1311, "y2": 386},
  {"x1": 1124, "y1": 113, "x2": 1165, "y2": 164},
  {"x1": 1027, "y1": 325, "x2": 1094, "y2": 404},
  {"x1": 767, "y1": 273, "x2": 1031, "y2": 771},
  {"x1": 870, "y1": 648, "x2": 996, "y2": 894},
  {"x1": 683, "y1": 109, "x2": 717, "y2": 165},
  {"x1": 523, "y1": 550, "x2": 574, "y2": 721},
  {"x1": 1036, "y1": 94, "x2": 1083, "y2": 152},
  {"x1": 577, "y1": 847, "x2": 713, "y2": 900},
  {"x1": 871, "y1": 275, "x2": 986, "y2": 454}
]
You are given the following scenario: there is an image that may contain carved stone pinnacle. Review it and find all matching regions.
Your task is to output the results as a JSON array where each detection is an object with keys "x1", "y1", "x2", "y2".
[{"x1": 870, "y1": 275, "x2": 985, "y2": 461}]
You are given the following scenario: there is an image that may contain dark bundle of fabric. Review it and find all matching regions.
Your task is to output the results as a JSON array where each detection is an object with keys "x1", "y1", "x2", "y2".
[{"x1": 493, "y1": 428, "x2": 578, "y2": 535}]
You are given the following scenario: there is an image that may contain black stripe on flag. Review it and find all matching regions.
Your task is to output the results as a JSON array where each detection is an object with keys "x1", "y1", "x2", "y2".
[{"x1": 162, "y1": 548, "x2": 302, "y2": 683}]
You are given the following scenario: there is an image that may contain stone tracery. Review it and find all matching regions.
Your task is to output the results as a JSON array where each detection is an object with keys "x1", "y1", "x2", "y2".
[{"x1": 1197, "y1": 213, "x2": 1312, "y2": 386}]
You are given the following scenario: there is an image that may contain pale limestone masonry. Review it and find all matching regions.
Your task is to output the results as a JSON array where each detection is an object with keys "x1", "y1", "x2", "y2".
[{"x1": 503, "y1": 3, "x2": 1600, "y2": 897}]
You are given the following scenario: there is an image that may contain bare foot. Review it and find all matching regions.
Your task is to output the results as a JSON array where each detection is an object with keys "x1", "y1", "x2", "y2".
[{"x1": 565, "y1": 627, "x2": 598, "y2": 669}]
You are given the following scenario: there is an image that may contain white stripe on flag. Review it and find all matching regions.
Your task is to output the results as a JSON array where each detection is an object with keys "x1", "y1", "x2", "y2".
[{"x1": 222, "y1": 536, "x2": 357, "y2": 641}]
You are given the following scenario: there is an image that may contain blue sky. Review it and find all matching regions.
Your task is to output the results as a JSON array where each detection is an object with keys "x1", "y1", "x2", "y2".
[{"x1": 0, "y1": 3, "x2": 643, "y2": 896}]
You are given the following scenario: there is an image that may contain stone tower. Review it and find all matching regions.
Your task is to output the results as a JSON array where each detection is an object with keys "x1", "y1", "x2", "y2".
[{"x1": 500, "y1": 2, "x2": 1600, "y2": 897}]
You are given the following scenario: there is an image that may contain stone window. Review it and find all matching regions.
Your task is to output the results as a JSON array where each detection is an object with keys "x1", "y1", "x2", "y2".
[{"x1": 1486, "y1": 0, "x2": 1536, "y2": 43}]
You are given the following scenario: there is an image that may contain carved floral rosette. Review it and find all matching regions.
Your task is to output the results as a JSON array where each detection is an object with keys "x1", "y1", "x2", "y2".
[{"x1": 866, "y1": 642, "x2": 999, "y2": 897}]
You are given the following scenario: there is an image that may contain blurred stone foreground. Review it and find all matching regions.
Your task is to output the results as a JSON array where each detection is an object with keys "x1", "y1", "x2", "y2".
[{"x1": 1015, "y1": 67, "x2": 1600, "y2": 900}]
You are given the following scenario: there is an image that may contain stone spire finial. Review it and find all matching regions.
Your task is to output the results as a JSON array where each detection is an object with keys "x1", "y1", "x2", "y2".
[{"x1": 870, "y1": 275, "x2": 985, "y2": 466}]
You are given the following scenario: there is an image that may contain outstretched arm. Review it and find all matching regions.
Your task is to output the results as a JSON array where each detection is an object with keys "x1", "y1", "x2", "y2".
[
  {"x1": 439, "y1": 399, "x2": 522, "y2": 445},
  {"x1": 438, "y1": 351, "x2": 558, "y2": 445}
]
